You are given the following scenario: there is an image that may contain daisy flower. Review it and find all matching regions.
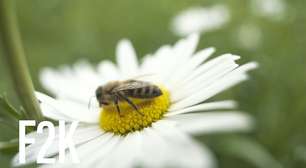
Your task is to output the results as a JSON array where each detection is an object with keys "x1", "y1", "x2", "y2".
[
  {"x1": 251, "y1": 0, "x2": 286, "y2": 21},
  {"x1": 236, "y1": 23, "x2": 262, "y2": 50},
  {"x1": 171, "y1": 5, "x2": 230, "y2": 36},
  {"x1": 13, "y1": 34, "x2": 257, "y2": 168}
]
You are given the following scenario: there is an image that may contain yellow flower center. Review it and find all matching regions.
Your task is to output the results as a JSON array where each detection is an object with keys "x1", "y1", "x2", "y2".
[{"x1": 99, "y1": 87, "x2": 170, "y2": 135}]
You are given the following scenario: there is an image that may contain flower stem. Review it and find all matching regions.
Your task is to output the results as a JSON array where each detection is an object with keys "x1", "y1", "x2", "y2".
[{"x1": 0, "y1": 0, "x2": 43, "y2": 121}]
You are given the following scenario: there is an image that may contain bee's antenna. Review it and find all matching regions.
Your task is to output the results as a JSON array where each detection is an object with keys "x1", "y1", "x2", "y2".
[
  {"x1": 87, "y1": 96, "x2": 99, "y2": 111},
  {"x1": 88, "y1": 96, "x2": 96, "y2": 110}
]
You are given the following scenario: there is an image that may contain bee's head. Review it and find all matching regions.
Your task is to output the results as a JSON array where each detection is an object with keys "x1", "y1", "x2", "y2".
[
  {"x1": 95, "y1": 86, "x2": 109, "y2": 106},
  {"x1": 95, "y1": 86, "x2": 103, "y2": 100}
]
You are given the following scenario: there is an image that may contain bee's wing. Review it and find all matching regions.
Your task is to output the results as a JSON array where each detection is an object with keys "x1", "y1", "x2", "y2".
[{"x1": 112, "y1": 80, "x2": 150, "y2": 92}]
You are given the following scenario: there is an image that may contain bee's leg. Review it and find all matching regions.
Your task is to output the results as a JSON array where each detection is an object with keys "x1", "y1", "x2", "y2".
[
  {"x1": 117, "y1": 93, "x2": 144, "y2": 116},
  {"x1": 114, "y1": 96, "x2": 122, "y2": 117}
]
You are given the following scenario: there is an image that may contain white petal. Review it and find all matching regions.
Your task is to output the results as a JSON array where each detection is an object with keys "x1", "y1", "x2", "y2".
[
  {"x1": 39, "y1": 61, "x2": 101, "y2": 104},
  {"x1": 140, "y1": 34, "x2": 199, "y2": 88},
  {"x1": 154, "y1": 120, "x2": 216, "y2": 168},
  {"x1": 36, "y1": 92, "x2": 99, "y2": 123},
  {"x1": 179, "y1": 54, "x2": 240, "y2": 86},
  {"x1": 174, "y1": 33, "x2": 199, "y2": 61},
  {"x1": 138, "y1": 120, "x2": 216, "y2": 168},
  {"x1": 171, "y1": 5, "x2": 230, "y2": 36},
  {"x1": 160, "y1": 34, "x2": 199, "y2": 84},
  {"x1": 41, "y1": 133, "x2": 119, "y2": 168},
  {"x1": 96, "y1": 132, "x2": 142, "y2": 168},
  {"x1": 55, "y1": 99, "x2": 99, "y2": 123},
  {"x1": 166, "y1": 100, "x2": 237, "y2": 116},
  {"x1": 251, "y1": 0, "x2": 286, "y2": 21},
  {"x1": 142, "y1": 121, "x2": 215, "y2": 168},
  {"x1": 12, "y1": 125, "x2": 103, "y2": 167},
  {"x1": 140, "y1": 45, "x2": 172, "y2": 74},
  {"x1": 170, "y1": 53, "x2": 239, "y2": 100},
  {"x1": 35, "y1": 91, "x2": 75, "y2": 121},
  {"x1": 40, "y1": 67, "x2": 77, "y2": 99},
  {"x1": 76, "y1": 134, "x2": 122, "y2": 167},
  {"x1": 137, "y1": 127, "x2": 169, "y2": 167},
  {"x1": 116, "y1": 39, "x2": 139, "y2": 78},
  {"x1": 97, "y1": 60, "x2": 121, "y2": 82},
  {"x1": 170, "y1": 62, "x2": 258, "y2": 111},
  {"x1": 170, "y1": 55, "x2": 240, "y2": 102},
  {"x1": 166, "y1": 47, "x2": 215, "y2": 88},
  {"x1": 169, "y1": 112, "x2": 254, "y2": 135}
]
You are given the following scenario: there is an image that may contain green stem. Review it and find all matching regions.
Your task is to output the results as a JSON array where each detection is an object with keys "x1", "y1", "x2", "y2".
[{"x1": 0, "y1": 0, "x2": 43, "y2": 121}]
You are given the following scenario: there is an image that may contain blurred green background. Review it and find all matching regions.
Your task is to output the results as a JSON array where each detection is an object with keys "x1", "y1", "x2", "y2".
[{"x1": 1, "y1": 0, "x2": 306, "y2": 168}]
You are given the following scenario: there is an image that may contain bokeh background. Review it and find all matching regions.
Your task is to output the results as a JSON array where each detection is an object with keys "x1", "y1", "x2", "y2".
[{"x1": 1, "y1": 0, "x2": 306, "y2": 168}]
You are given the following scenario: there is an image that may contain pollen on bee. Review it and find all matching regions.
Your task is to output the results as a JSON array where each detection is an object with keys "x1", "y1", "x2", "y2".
[{"x1": 99, "y1": 86, "x2": 170, "y2": 135}]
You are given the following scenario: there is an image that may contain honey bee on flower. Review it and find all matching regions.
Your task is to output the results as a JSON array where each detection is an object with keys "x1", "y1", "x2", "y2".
[{"x1": 13, "y1": 34, "x2": 257, "y2": 168}]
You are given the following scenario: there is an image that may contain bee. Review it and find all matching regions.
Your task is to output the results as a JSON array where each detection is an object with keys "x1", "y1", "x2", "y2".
[{"x1": 95, "y1": 79, "x2": 163, "y2": 115}]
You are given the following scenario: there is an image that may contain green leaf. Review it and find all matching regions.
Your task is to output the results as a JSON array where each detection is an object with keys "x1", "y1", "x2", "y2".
[
  {"x1": 0, "y1": 94, "x2": 21, "y2": 120},
  {"x1": 0, "y1": 138, "x2": 18, "y2": 153},
  {"x1": 213, "y1": 136, "x2": 283, "y2": 168},
  {"x1": 0, "y1": 118, "x2": 18, "y2": 130}
]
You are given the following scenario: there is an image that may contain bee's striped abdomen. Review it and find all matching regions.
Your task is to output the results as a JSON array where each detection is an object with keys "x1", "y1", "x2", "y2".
[{"x1": 125, "y1": 85, "x2": 162, "y2": 99}]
